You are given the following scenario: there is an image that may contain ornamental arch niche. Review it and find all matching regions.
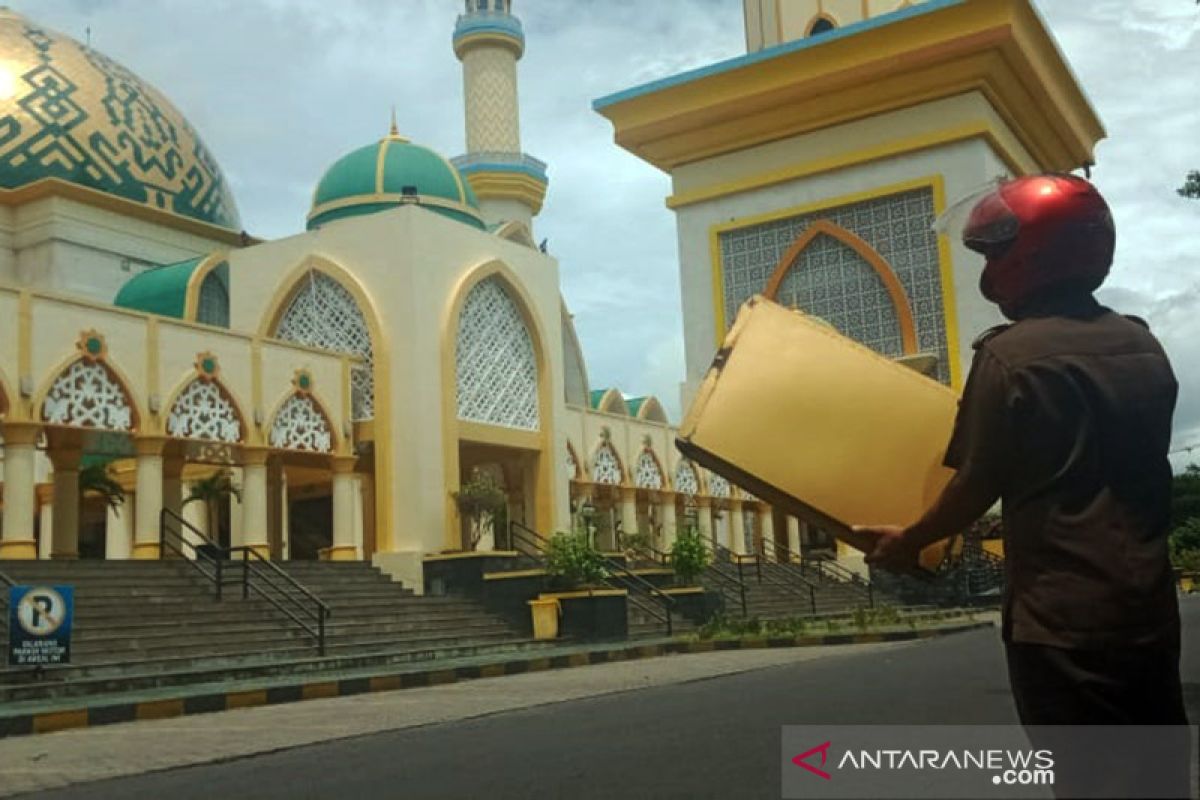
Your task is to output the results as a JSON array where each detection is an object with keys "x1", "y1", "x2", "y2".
[
  {"x1": 267, "y1": 374, "x2": 337, "y2": 455},
  {"x1": 37, "y1": 332, "x2": 140, "y2": 433},
  {"x1": 260, "y1": 256, "x2": 394, "y2": 553},
  {"x1": 262, "y1": 258, "x2": 380, "y2": 422},
  {"x1": 764, "y1": 220, "x2": 918, "y2": 357},
  {"x1": 164, "y1": 355, "x2": 247, "y2": 444},
  {"x1": 442, "y1": 260, "x2": 555, "y2": 550}
]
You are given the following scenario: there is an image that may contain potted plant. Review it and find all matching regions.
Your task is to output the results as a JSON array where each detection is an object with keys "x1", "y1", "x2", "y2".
[
  {"x1": 452, "y1": 470, "x2": 507, "y2": 551},
  {"x1": 669, "y1": 527, "x2": 711, "y2": 586},
  {"x1": 544, "y1": 531, "x2": 608, "y2": 589},
  {"x1": 541, "y1": 531, "x2": 625, "y2": 639}
]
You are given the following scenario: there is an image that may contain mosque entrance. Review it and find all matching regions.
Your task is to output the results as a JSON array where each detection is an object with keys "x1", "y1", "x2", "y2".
[{"x1": 457, "y1": 442, "x2": 537, "y2": 551}]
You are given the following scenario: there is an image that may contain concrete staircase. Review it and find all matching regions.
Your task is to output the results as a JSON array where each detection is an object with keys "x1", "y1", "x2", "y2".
[
  {"x1": 702, "y1": 559, "x2": 882, "y2": 620},
  {"x1": 0, "y1": 559, "x2": 545, "y2": 704}
]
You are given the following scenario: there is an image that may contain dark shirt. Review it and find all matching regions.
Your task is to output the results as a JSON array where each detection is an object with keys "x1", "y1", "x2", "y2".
[{"x1": 945, "y1": 296, "x2": 1179, "y2": 649}]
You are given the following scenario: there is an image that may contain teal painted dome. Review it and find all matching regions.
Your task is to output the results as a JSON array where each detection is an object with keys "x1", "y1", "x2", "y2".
[
  {"x1": 308, "y1": 131, "x2": 484, "y2": 230},
  {"x1": 0, "y1": 8, "x2": 240, "y2": 230}
]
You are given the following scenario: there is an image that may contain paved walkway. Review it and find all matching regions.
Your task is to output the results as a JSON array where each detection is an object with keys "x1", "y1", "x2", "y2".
[{"x1": 0, "y1": 639, "x2": 905, "y2": 797}]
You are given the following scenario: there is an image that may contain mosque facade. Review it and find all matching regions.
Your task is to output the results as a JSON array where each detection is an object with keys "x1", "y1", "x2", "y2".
[{"x1": 0, "y1": 0, "x2": 1102, "y2": 587}]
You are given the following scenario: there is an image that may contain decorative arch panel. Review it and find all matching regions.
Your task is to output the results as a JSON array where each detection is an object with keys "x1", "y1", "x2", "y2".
[
  {"x1": 269, "y1": 372, "x2": 335, "y2": 453},
  {"x1": 166, "y1": 357, "x2": 244, "y2": 443},
  {"x1": 41, "y1": 332, "x2": 135, "y2": 431},
  {"x1": 633, "y1": 449, "x2": 665, "y2": 490},
  {"x1": 456, "y1": 276, "x2": 540, "y2": 431},
  {"x1": 272, "y1": 270, "x2": 374, "y2": 420},
  {"x1": 591, "y1": 442, "x2": 623, "y2": 486},
  {"x1": 674, "y1": 460, "x2": 700, "y2": 496}
]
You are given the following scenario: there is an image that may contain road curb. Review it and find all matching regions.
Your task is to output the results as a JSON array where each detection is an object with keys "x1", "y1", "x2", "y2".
[{"x1": 0, "y1": 621, "x2": 992, "y2": 739}]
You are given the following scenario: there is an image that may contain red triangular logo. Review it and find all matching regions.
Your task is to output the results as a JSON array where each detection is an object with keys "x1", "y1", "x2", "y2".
[{"x1": 792, "y1": 741, "x2": 833, "y2": 780}]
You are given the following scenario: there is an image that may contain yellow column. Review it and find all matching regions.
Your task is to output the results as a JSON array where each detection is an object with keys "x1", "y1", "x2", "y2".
[
  {"x1": 241, "y1": 448, "x2": 270, "y2": 560},
  {"x1": 181, "y1": 481, "x2": 207, "y2": 551},
  {"x1": 49, "y1": 447, "x2": 83, "y2": 559},
  {"x1": 696, "y1": 497, "x2": 714, "y2": 547},
  {"x1": 787, "y1": 516, "x2": 802, "y2": 562},
  {"x1": 619, "y1": 487, "x2": 638, "y2": 550},
  {"x1": 106, "y1": 494, "x2": 133, "y2": 559},
  {"x1": 1, "y1": 423, "x2": 40, "y2": 559},
  {"x1": 659, "y1": 495, "x2": 677, "y2": 551},
  {"x1": 38, "y1": 499, "x2": 53, "y2": 560},
  {"x1": 329, "y1": 456, "x2": 358, "y2": 561},
  {"x1": 759, "y1": 505, "x2": 775, "y2": 561},
  {"x1": 133, "y1": 437, "x2": 166, "y2": 559},
  {"x1": 729, "y1": 500, "x2": 746, "y2": 555},
  {"x1": 161, "y1": 455, "x2": 184, "y2": 556}
]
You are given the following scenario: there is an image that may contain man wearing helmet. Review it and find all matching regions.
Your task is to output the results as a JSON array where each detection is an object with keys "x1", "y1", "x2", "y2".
[{"x1": 857, "y1": 174, "x2": 1186, "y2": 728}]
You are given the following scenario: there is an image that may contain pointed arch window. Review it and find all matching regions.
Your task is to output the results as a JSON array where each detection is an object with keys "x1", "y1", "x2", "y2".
[
  {"x1": 592, "y1": 443, "x2": 622, "y2": 486},
  {"x1": 674, "y1": 461, "x2": 699, "y2": 496},
  {"x1": 42, "y1": 336, "x2": 135, "y2": 432},
  {"x1": 634, "y1": 451, "x2": 664, "y2": 490},
  {"x1": 456, "y1": 277, "x2": 540, "y2": 431},
  {"x1": 270, "y1": 394, "x2": 334, "y2": 453},
  {"x1": 167, "y1": 379, "x2": 242, "y2": 442},
  {"x1": 273, "y1": 271, "x2": 374, "y2": 420}
]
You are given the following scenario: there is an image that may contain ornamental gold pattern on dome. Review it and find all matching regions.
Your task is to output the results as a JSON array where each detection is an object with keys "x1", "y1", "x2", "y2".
[{"x1": 0, "y1": 10, "x2": 240, "y2": 229}]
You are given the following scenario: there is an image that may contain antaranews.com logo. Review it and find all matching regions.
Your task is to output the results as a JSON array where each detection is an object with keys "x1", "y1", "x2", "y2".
[
  {"x1": 781, "y1": 725, "x2": 1196, "y2": 799},
  {"x1": 792, "y1": 741, "x2": 1054, "y2": 787}
]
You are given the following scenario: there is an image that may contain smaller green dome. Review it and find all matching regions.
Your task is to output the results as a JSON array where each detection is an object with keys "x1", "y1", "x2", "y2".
[{"x1": 308, "y1": 131, "x2": 485, "y2": 231}]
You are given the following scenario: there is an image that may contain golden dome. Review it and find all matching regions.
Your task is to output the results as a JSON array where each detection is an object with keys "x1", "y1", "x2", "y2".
[{"x1": 0, "y1": 7, "x2": 240, "y2": 229}]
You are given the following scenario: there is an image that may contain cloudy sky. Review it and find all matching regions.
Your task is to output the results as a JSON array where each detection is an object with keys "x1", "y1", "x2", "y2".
[{"x1": 12, "y1": 0, "x2": 1200, "y2": 466}]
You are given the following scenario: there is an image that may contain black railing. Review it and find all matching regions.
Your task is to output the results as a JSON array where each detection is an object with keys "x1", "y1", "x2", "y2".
[
  {"x1": 714, "y1": 542, "x2": 818, "y2": 615},
  {"x1": 762, "y1": 537, "x2": 875, "y2": 609},
  {"x1": 230, "y1": 546, "x2": 330, "y2": 656},
  {"x1": 159, "y1": 508, "x2": 330, "y2": 655},
  {"x1": 509, "y1": 521, "x2": 677, "y2": 636},
  {"x1": 694, "y1": 539, "x2": 749, "y2": 617},
  {"x1": 160, "y1": 508, "x2": 226, "y2": 600},
  {"x1": 0, "y1": 569, "x2": 12, "y2": 649},
  {"x1": 802, "y1": 550, "x2": 875, "y2": 607}
]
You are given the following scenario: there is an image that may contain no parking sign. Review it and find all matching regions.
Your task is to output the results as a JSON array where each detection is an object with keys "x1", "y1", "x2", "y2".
[{"x1": 7, "y1": 585, "x2": 73, "y2": 666}]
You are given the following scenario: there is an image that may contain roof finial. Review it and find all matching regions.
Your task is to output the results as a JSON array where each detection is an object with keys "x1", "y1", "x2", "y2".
[{"x1": 389, "y1": 106, "x2": 399, "y2": 138}]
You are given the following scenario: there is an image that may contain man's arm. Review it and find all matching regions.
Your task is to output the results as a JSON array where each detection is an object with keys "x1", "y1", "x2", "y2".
[{"x1": 859, "y1": 347, "x2": 1011, "y2": 570}]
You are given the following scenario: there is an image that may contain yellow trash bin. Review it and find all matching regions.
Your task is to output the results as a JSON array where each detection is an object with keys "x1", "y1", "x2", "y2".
[
  {"x1": 1180, "y1": 574, "x2": 1195, "y2": 594},
  {"x1": 528, "y1": 598, "x2": 560, "y2": 640}
]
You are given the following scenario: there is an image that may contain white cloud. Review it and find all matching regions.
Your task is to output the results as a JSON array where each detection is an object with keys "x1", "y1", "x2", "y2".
[{"x1": 10, "y1": 0, "x2": 1198, "y2": 452}]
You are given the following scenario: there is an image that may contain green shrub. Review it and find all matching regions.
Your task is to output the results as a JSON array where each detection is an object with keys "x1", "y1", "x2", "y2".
[
  {"x1": 618, "y1": 531, "x2": 654, "y2": 561},
  {"x1": 544, "y1": 531, "x2": 608, "y2": 588},
  {"x1": 670, "y1": 528, "x2": 712, "y2": 585},
  {"x1": 452, "y1": 470, "x2": 507, "y2": 551}
]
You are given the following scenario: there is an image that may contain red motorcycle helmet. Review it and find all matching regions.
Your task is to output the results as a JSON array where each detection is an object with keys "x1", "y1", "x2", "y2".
[{"x1": 954, "y1": 174, "x2": 1115, "y2": 316}]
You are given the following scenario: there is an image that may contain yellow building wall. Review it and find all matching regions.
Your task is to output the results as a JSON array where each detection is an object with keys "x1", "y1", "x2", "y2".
[{"x1": 747, "y1": 0, "x2": 930, "y2": 51}]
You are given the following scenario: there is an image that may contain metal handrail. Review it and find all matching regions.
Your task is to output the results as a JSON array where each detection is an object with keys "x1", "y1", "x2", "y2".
[
  {"x1": 714, "y1": 542, "x2": 817, "y2": 615},
  {"x1": 160, "y1": 508, "x2": 226, "y2": 600},
  {"x1": 698, "y1": 541, "x2": 749, "y2": 617},
  {"x1": 761, "y1": 536, "x2": 874, "y2": 609},
  {"x1": 230, "y1": 546, "x2": 330, "y2": 656},
  {"x1": 509, "y1": 521, "x2": 676, "y2": 636},
  {"x1": 159, "y1": 508, "x2": 329, "y2": 655}
]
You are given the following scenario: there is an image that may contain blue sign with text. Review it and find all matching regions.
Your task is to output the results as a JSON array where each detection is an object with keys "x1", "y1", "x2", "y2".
[{"x1": 7, "y1": 585, "x2": 73, "y2": 666}]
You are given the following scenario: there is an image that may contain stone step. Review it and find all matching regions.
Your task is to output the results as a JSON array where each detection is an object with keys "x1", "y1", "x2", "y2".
[{"x1": 0, "y1": 638, "x2": 558, "y2": 704}]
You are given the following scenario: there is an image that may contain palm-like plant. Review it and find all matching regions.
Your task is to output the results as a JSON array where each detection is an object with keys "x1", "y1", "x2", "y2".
[
  {"x1": 79, "y1": 463, "x2": 125, "y2": 514},
  {"x1": 183, "y1": 469, "x2": 241, "y2": 545}
]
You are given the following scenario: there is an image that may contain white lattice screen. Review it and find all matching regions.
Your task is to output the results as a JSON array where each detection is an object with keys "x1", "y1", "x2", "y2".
[
  {"x1": 592, "y1": 444, "x2": 622, "y2": 485},
  {"x1": 167, "y1": 380, "x2": 241, "y2": 442},
  {"x1": 634, "y1": 451, "x2": 664, "y2": 490},
  {"x1": 274, "y1": 271, "x2": 374, "y2": 420},
  {"x1": 269, "y1": 394, "x2": 334, "y2": 452},
  {"x1": 455, "y1": 277, "x2": 539, "y2": 431},
  {"x1": 43, "y1": 360, "x2": 133, "y2": 431}
]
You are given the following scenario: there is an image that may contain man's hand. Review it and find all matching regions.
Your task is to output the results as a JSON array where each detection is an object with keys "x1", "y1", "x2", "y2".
[{"x1": 855, "y1": 525, "x2": 921, "y2": 573}]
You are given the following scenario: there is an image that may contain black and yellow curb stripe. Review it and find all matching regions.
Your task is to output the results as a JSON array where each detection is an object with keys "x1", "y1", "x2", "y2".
[{"x1": 0, "y1": 621, "x2": 992, "y2": 739}]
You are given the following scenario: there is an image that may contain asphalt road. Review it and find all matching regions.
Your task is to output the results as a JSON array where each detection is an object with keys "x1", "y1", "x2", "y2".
[{"x1": 22, "y1": 599, "x2": 1200, "y2": 800}]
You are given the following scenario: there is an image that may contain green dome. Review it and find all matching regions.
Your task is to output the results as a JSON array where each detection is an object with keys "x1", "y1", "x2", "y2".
[{"x1": 308, "y1": 132, "x2": 484, "y2": 231}]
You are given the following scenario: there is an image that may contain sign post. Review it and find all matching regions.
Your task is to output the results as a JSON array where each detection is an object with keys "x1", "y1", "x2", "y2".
[{"x1": 7, "y1": 585, "x2": 73, "y2": 667}]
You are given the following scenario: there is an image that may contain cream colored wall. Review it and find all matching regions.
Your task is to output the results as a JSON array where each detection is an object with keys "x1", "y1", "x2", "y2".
[
  {"x1": 222, "y1": 204, "x2": 568, "y2": 571},
  {"x1": 673, "y1": 130, "x2": 1014, "y2": 409},
  {"x1": 3, "y1": 197, "x2": 229, "y2": 305},
  {"x1": 746, "y1": 0, "x2": 929, "y2": 50},
  {"x1": 0, "y1": 284, "x2": 351, "y2": 440}
]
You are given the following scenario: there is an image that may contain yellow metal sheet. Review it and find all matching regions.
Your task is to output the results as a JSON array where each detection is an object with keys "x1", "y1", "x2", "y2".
[{"x1": 677, "y1": 296, "x2": 960, "y2": 570}]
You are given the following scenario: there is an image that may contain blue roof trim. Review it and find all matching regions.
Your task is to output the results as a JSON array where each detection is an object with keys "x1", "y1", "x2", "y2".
[
  {"x1": 453, "y1": 15, "x2": 524, "y2": 43},
  {"x1": 457, "y1": 161, "x2": 548, "y2": 182},
  {"x1": 592, "y1": 0, "x2": 964, "y2": 111}
]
